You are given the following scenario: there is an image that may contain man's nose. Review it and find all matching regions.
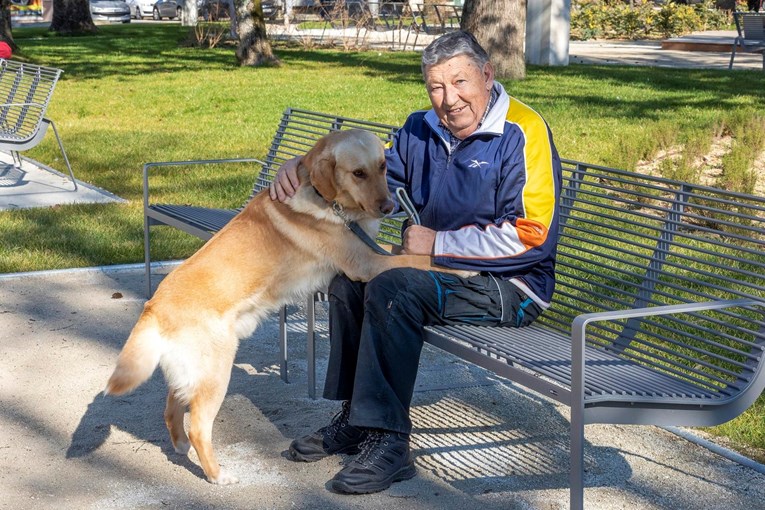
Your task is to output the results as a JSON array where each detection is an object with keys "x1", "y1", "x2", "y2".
[{"x1": 443, "y1": 85, "x2": 459, "y2": 106}]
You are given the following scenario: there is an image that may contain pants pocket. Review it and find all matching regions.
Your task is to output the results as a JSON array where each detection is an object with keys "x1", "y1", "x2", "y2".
[{"x1": 438, "y1": 274, "x2": 500, "y2": 324}]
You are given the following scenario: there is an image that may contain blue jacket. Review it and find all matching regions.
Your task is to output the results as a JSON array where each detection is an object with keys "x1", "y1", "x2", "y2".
[{"x1": 386, "y1": 83, "x2": 562, "y2": 308}]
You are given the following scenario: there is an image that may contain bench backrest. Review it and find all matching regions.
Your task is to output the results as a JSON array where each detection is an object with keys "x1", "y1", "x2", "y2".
[
  {"x1": 735, "y1": 12, "x2": 765, "y2": 42},
  {"x1": 0, "y1": 59, "x2": 63, "y2": 141},
  {"x1": 549, "y1": 160, "x2": 765, "y2": 396}
]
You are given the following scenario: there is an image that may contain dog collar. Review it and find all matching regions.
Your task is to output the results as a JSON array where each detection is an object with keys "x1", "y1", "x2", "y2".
[{"x1": 331, "y1": 201, "x2": 391, "y2": 257}]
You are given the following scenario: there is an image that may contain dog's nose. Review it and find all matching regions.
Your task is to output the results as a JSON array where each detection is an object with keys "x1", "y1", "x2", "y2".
[{"x1": 380, "y1": 199, "x2": 395, "y2": 216}]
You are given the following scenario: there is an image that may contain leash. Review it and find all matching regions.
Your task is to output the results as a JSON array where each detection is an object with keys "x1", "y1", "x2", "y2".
[
  {"x1": 332, "y1": 201, "x2": 392, "y2": 257},
  {"x1": 329, "y1": 188, "x2": 421, "y2": 258},
  {"x1": 395, "y1": 187, "x2": 420, "y2": 225}
]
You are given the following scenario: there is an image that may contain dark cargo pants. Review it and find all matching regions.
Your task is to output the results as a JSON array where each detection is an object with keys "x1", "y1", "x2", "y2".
[{"x1": 322, "y1": 267, "x2": 542, "y2": 434}]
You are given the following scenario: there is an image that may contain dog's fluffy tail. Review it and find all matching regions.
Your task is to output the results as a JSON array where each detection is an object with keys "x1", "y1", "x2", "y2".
[{"x1": 104, "y1": 314, "x2": 163, "y2": 396}]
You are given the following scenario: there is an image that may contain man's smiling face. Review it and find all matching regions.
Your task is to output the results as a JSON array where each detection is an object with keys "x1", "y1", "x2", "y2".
[{"x1": 424, "y1": 53, "x2": 494, "y2": 140}]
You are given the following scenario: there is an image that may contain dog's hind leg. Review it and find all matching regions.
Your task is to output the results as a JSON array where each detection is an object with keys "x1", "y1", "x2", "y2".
[
  {"x1": 187, "y1": 365, "x2": 238, "y2": 485},
  {"x1": 165, "y1": 391, "x2": 190, "y2": 455}
]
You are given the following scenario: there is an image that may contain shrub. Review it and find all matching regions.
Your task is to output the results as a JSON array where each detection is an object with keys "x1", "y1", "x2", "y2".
[{"x1": 571, "y1": 0, "x2": 729, "y2": 40}]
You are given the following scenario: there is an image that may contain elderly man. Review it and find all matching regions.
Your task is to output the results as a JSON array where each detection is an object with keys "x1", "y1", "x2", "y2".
[{"x1": 271, "y1": 30, "x2": 562, "y2": 494}]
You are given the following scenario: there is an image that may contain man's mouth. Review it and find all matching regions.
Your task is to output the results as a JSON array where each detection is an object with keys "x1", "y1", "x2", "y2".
[{"x1": 447, "y1": 106, "x2": 467, "y2": 115}]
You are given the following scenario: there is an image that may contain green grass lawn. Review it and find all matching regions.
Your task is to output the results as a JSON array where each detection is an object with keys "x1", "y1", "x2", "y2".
[{"x1": 3, "y1": 23, "x2": 765, "y2": 457}]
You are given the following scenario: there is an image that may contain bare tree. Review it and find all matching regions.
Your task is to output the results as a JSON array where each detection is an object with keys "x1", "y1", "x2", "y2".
[
  {"x1": 0, "y1": 0, "x2": 16, "y2": 51},
  {"x1": 235, "y1": 0, "x2": 279, "y2": 67},
  {"x1": 461, "y1": 0, "x2": 526, "y2": 80},
  {"x1": 51, "y1": 0, "x2": 98, "y2": 35}
]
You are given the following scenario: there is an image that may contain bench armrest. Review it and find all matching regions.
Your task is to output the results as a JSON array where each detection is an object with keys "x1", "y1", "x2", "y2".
[
  {"x1": 142, "y1": 157, "x2": 266, "y2": 210},
  {"x1": 569, "y1": 298, "x2": 764, "y2": 402}
]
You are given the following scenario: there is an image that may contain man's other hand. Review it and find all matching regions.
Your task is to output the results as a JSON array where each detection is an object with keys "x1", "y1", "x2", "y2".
[{"x1": 269, "y1": 156, "x2": 301, "y2": 202}]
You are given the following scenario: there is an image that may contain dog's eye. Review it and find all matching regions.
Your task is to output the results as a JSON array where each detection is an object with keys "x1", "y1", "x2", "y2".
[
  {"x1": 352, "y1": 169, "x2": 366, "y2": 179},
  {"x1": 379, "y1": 162, "x2": 386, "y2": 172}
]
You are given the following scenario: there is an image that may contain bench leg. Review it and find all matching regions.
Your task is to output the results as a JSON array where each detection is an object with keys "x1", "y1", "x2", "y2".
[
  {"x1": 570, "y1": 401, "x2": 585, "y2": 510},
  {"x1": 144, "y1": 214, "x2": 153, "y2": 298},
  {"x1": 10, "y1": 150, "x2": 21, "y2": 169},
  {"x1": 279, "y1": 305, "x2": 288, "y2": 383},
  {"x1": 307, "y1": 294, "x2": 317, "y2": 400},
  {"x1": 48, "y1": 119, "x2": 77, "y2": 192}
]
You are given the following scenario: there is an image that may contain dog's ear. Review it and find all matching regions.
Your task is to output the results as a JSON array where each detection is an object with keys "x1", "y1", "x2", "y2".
[{"x1": 302, "y1": 136, "x2": 338, "y2": 201}]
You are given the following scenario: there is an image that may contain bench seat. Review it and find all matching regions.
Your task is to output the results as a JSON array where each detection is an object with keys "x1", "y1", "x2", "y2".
[
  {"x1": 148, "y1": 204, "x2": 238, "y2": 241},
  {"x1": 426, "y1": 323, "x2": 726, "y2": 404}
]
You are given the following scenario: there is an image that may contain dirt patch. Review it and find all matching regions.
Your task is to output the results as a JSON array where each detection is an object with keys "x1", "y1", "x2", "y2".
[{"x1": 634, "y1": 134, "x2": 765, "y2": 193}]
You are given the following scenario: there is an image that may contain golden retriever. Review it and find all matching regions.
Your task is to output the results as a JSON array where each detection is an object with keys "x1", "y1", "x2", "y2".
[{"x1": 105, "y1": 129, "x2": 472, "y2": 484}]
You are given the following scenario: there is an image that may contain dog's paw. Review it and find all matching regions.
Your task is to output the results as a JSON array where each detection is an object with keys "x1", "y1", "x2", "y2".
[
  {"x1": 209, "y1": 468, "x2": 239, "y2": 485},
  {"x1": 173, "y1": 440, "x2": 191, "y2": 455}
]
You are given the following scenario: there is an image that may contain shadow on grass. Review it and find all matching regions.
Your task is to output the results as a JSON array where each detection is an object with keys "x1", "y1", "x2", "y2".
[{"x1": 14, "y1": 24, "x2": 764, "y2": 117}]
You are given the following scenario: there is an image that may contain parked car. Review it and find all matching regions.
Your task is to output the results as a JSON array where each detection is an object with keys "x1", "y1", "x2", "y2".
[
  {"x1": 126, "y1": 0, "x2": 155, "y2": 18},
  {"x1": 152, "y1": 0, "x2": 183, "y2": 19},
  {"x1": 89, "y1": 0, "x2": 131, "y2": 23}
]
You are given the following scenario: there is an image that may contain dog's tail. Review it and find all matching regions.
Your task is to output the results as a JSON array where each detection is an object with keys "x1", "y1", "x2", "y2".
[{"x1": 104, "y1": 314, "x2": 163, "y2": 396}]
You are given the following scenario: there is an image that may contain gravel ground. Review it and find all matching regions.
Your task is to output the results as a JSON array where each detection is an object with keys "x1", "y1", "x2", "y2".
[{"x1": 1, "y1": 265, "x2": 765, "y2": 510}]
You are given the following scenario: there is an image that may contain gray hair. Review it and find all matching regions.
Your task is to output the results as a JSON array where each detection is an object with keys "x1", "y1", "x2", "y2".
[{"x1": 421, "y1": 30, "x2": 490, "y2": 76}]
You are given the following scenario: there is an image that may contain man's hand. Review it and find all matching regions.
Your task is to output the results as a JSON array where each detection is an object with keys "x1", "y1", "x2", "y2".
[
  {"x1": 402, "y1": 225, "x2": 436, "y2": 255},
  {"x1": 269, "y1": 156, "x2": 301, "y2": 202}
]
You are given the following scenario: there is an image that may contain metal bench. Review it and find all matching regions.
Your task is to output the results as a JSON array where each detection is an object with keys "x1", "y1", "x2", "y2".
[
  {"x1": 729, "y1": 11, "x2": 765, "y2": 70},
  {"x1": 0, "y1": 59, "x2": 76, "y2": 189},
  {"x1": 143, "y1": 108, "x2": 765, "y2": 510}
]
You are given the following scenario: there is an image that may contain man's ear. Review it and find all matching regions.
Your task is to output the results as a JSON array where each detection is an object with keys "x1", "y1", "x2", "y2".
[
  {"x1": 303, "y1": 137, "x2": 337, "y2": 201},
  {"x1": 483, "y1": 62, "x2": 495, "y2": 90}
]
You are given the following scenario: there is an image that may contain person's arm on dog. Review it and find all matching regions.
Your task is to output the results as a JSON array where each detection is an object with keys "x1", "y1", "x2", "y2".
[{"x1": 269, "y1": 157, "x2": 301, "y2": 202}]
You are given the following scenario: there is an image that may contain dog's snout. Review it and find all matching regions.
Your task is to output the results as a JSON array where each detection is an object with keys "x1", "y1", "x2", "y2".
[{"x1": 380, "y1": 199, "x2": 395, "y2": 216}]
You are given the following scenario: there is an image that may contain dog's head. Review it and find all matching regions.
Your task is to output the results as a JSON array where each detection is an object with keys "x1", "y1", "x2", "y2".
[{"x1": 300, "y1": 129, "x2": 395, "y2": 218}]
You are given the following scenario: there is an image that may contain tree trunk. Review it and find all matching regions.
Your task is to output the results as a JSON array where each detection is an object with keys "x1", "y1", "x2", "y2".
[
  {"x1": 235, "y1": 0, "x2": 278, "y2": 67},
  {"x1": 0, "y1": 0, "x2": 16, "y2": 51},
  {"x1": 461, "y1": 0, "x2": 526, "y2": 80},
  {"x1": 181, "y1": 0, "x2": 198, "y2": 27},
  {"x1": 51, "y1": 0, "x2": 98, "y2": 35}
]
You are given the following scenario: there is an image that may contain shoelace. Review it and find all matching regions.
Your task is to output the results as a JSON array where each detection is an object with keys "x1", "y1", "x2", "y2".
[
  {"x1": 325, "y1": 401, "x2": 352, "y2": 438},
  {"x1": 355, "y1": 430, "x2": 389, "y2": 466}
]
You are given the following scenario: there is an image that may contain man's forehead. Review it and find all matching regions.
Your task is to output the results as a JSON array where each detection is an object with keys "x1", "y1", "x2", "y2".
[{"x1": 425, "y1": 56, "x2": 482, "y2": 79}]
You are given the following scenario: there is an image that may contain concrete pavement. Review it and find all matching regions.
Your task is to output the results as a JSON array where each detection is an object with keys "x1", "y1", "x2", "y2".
[
  {"x1": 1, "y1": 265, "x2": 765, "y2": 509},
  {"x1": 268, "y1": 25, "x2": 764, "y2": 71},
  {"x1": 0, "y1": 151, "x2": 125, "y2": 211}
]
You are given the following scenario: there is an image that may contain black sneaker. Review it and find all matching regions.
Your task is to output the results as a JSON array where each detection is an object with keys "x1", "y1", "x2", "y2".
[
  {"x1": 287, "y1": 401, "x2": 367, "y2": 462},
  {"x1": 329, "y1": 429, "x2": 416, "y2": 494}
]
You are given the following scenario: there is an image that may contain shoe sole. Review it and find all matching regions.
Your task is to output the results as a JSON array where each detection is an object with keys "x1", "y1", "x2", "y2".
[
  {"x1": 330, "y1": 463, "x2": 417, "y2": 494},
  {"x1": 287, "y1": 443, "x2": 362, "y2": 463}
]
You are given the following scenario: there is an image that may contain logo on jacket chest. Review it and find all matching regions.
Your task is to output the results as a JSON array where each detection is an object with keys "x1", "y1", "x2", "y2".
[{"x1": 468, "y1": 159, "x2": 490, "y2": 169}]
